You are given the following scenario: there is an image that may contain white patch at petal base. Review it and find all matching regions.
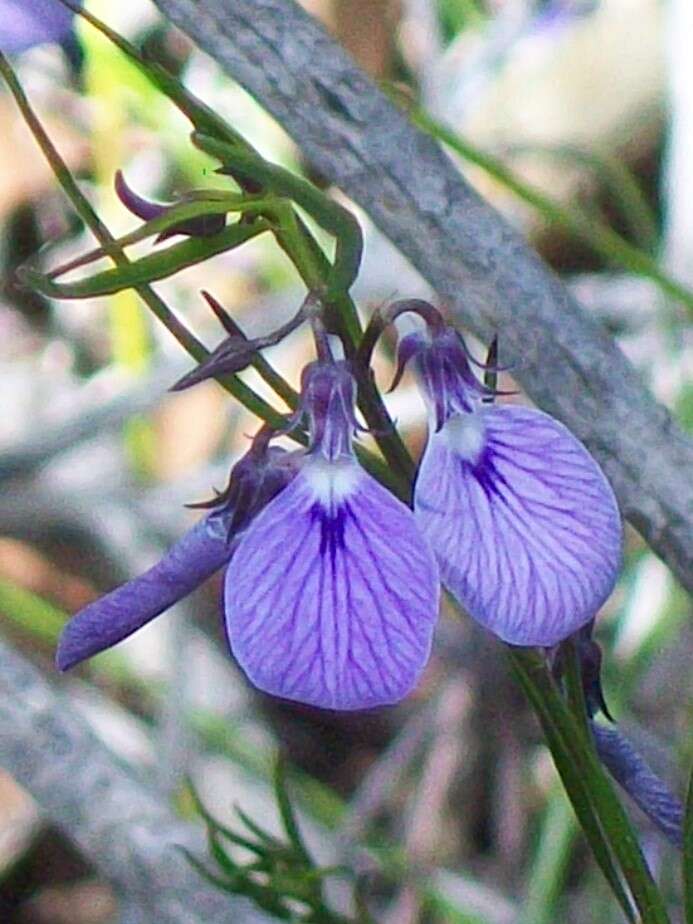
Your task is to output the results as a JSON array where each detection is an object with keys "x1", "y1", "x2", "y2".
[
  {"x1": 444, "y1": 413, "x2": 486, "y2": 463},
  {"x1": 304, "y1": 457, "x2": 362, "y2": 505}
]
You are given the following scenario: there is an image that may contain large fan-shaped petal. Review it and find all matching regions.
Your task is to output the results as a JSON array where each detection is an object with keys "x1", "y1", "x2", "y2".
[
  {"x1": 57, "y1": 513, "x2": 233, "y2": 670},
  {"x1": 415, "y1": 406, "x2": 621, "y2": 645},
  {"x1": 225, "y1": 459, "x2": 440, "y2": 710}
]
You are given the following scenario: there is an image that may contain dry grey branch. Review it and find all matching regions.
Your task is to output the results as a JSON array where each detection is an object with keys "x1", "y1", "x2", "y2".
[
  {"x1": 0, "y1": 638, "x2": 270, "y2": 924},
  {"x1": 151, "y1": 0, "x2": 693, "y2": 592}
]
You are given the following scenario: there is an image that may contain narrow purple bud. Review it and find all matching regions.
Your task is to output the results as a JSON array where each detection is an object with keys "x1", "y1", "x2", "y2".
[
  {"x1": 415, "y1": 405, "x2": 621, "y2": 645},
  {"x1": 57, "y1": 433, "x2": 298, "y2": 670},
  {"x1": 591, "y1": 722, "x2": 683, "y2": 849},
  {"x1": 115, "y1": 171, "x2": 226, "y2": 241},
  {"x1": 0, "y1": 0, "x2": 81, "y2": 53},
  {"x1": 56, "y1": 513, "x2": 234, "y2": 671},
  {"x1": 224, "y1": 458, "x2": 440, "y2": 709}
]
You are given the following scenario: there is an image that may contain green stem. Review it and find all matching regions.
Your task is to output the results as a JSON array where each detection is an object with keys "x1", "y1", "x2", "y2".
[
  {"x1": 0, "y1": 53, "x2": 286, "y2": 431},
  {"x1": 562, "y1": 635, "x2": 592, "y2": 743},
  {"x1": 507, "y1": 142, "x2": 660, "y2": 255},
  {"x1": 24, "y1": 221, "x2": 273, "y2": 298},
  {"x1": 192, "y1": 133, "x2": 364, "y2": 303},
  {"x1": 58, "y1": 3, "x2": 415, "y2": 491},
  {"x1": 509, "y1": 647, "x2": 669, "y2": 924},
  {"x1": 191, "y1": 133, "x2": 415, "y2": 492},
  {"x1": 415, "y1": 110, "x2": 693, "y2": 317}
]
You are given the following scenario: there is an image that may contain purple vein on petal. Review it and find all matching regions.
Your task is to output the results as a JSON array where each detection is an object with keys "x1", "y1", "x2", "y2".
[
  {"x1": 56, "y1": 512, "x2": 235, "y2": 670},
  {"x1": 415, "y1": 405, "x2": 622, "y2": 646},
  {"x1": 224, "y1": 459, "x2": 440, "y2": 710}
]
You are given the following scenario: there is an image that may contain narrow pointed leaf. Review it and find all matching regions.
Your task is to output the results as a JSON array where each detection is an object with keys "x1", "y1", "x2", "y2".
[
  {"x1": 47, "y1": 193, "x2": 253, "y2": 279},
  {"x1": 274, "y1": 757, "x2": 312, "y2": 866},
  {"x1": 24, "y1": 221, "x2": 271, "y2": 299}
]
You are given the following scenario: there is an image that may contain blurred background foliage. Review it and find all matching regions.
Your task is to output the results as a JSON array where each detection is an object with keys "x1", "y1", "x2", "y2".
[{"x1": 0, "y1": 0, "x2": 690, "y2": 921}]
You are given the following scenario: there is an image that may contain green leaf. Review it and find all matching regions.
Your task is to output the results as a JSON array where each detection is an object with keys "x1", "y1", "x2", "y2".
[
  {"x1": 23, "y1": 222, "x2": 271, "y2": 299},
  {"x1": 235, "y1": 805, "x2": 281, "y2": 848},
  {"x1": 274, "y1": 756, "x2": 313, "y2": 867},
  {"x1": 191, "y1": 132, "x2": 364, "y2": 301}
]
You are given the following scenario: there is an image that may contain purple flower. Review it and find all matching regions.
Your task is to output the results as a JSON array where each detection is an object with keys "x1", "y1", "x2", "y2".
[
  {"x1": 0, "y1": 0, "x2": 82, "y2": 54},
  {"x1": 224, "y1": 360, "x2": 440, "y2": 710},
  {"x1": 591, "y1": 723, "x2": 683, "y2": 849},
  {"x1": 56, "y1": 434, "x2": 298, "y2": 671},
  {"x1": 393, "y1": 306, "x2": 621, "y2": 647}
]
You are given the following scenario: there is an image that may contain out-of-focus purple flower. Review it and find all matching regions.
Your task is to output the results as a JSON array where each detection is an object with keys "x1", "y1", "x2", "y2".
[
  {"x1": 56, "y1": 433, "x2": 298, "y2": 671},
  {"x1": 0, "y1": 0, "x2": 82, "y2": 54},
  {"x1": 115, "y1": 171, "x2": 227, "y2": 241},
  {"x1": 390, "y1": 301, "x2": 621, "y2": 647},
  {"x1": 224, "y1": 360, "x2": 440, "y2": 710},
  {"x1": 591, "y1": 723, "x2": 683, "y2": 849},
  {"x1": 531, "y1": 1, "x2": 597, "y2": 36}
]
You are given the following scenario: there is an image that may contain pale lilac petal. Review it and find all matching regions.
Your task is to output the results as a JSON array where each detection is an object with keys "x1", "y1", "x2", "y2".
[
  {"x1": 224, "y1": 460, "x2": 440, "y2": 710},
  {"x1": 415, "y1": 406, "x2": 621, "y2": 645},
  {"x1": 0, "y1": 0, "x2": 81, "y2": 53},
  {"x1": 57, "y1": 513, "x2": 233, "y2": 670}
]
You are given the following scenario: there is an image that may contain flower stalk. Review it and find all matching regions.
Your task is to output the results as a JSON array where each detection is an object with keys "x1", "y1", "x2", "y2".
[{"x1": 5, "y1": 6, "x2": 685, "y2": 920}]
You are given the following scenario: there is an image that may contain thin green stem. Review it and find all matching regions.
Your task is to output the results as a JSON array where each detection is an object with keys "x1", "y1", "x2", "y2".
[
  {"x1": 562, "y1": 636, "x2": 592, "y2": 743},
  {"x1": 57, "y1": 3, "x2": 415, "y2": 491},
  {"x1": 192, "y1": 133, "x2": 364, "y2": 303},
  {"x1": 0, "y1": 53, "x2": 286, "y2": 431},
  {"x1": 507, "y1": 142, "x2": 660, "y2": 255},
  {"x1": 24, "y1": 221, "x2": 273, "y2": 298},
  {"x1": 509, "y1": 647, "x2": 669, "y2": 924},
  {"x1": 191, "y1": 134, "x2": 415, "y2": 491},
  {"x1": 414, "y1": 110, "x2": 693, "y2": 317}
]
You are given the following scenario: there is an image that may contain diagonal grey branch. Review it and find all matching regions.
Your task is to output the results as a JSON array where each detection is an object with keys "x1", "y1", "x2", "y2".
[
  {"x1": 0, "y1": 637, "x2": 270, "y2": 924},
  {"x1": 151, "y1": 0, "x2": 693, "y2": 592}
]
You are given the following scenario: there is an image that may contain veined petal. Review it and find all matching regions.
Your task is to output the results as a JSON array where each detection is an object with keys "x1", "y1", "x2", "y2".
[
  {"x1": 415, "y1": 406, "x2": 621, "y2": 646},
  {"x1": 57, "y1": 513, "x2": 234, "y2": 670},
  {"x1": 225, "y1": 459, "x2": 440, "y2": 710}
]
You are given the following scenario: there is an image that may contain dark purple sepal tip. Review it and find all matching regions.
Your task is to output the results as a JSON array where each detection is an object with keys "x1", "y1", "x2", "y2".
[
  {"x1": 170, "y1": 335, "x2": 257, "y2": 390},
  {"x1": 115, "y1": 171, "x2": 226, "y2": 242}
]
